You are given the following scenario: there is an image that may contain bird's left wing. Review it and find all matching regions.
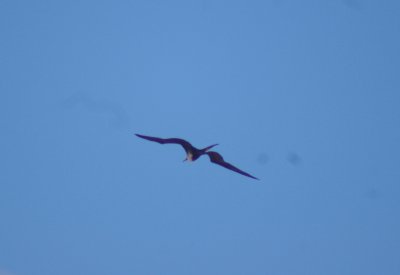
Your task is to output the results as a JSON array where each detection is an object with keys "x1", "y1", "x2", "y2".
[
  {"x1": 206, "y1": 151, "x2": 259, "y2": 180},
  {"x1": 135, "y1": 134, "x2": 193, "y2": 153}
]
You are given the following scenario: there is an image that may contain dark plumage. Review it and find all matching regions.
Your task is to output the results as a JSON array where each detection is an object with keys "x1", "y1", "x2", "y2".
[{"x1": 135, "y1": 133, "x2": 259, "y2": 180}]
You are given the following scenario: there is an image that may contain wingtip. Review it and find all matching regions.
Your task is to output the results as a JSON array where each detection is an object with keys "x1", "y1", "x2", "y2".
[
  {"x1": 135, "y1": 133, "x2": 146, "y2": 139},
  {"x1": 249, "y1": 174, "x2": 260, "y2": 180}
]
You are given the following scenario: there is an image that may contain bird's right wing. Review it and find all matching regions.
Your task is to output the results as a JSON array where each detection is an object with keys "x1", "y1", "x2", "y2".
[
  {"x1": 135, "y1": 134, "x2": 193, "y2": 152},
  {"x1": 206, "y1": 151, "x2": 259, "y2": 180}
]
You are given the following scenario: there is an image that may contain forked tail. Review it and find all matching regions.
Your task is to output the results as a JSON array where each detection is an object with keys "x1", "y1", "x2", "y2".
[{"x1": 201, "y1": 143, "x2": 218, "y2": 153}]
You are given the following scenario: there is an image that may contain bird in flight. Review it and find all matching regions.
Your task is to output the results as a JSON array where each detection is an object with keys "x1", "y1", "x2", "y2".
[{"x1": 135, "y1": 133, "x2": 259, "y2": 180}]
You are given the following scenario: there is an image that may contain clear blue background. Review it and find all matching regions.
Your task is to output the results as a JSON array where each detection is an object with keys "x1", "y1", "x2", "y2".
[{"x1": 1, "y1": 0, "x2": 400, "y2": 274}]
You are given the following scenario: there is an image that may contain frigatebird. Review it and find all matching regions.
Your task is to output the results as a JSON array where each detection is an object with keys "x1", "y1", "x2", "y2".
[{"x1": 135, "y1": 133, "x2": 259, "y2": 180}]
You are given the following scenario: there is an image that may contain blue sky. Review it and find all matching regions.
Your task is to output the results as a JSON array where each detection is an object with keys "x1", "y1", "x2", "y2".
[{"x1": 1, "y1": 0, "x2": 400, "y2": 274}]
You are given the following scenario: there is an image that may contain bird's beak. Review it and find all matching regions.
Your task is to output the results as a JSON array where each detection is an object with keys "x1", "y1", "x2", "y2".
[{"x1": 183, "y1": 158, "x2": 187, "y2": 162}]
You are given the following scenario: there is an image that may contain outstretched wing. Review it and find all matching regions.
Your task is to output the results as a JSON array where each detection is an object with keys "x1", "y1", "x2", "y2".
[
  {"x1": 135, "y1": 133, "x2": 193, "y2": 153},
  {"x1": 206, "y1": 151, "x2": 259, "y2": 180}
]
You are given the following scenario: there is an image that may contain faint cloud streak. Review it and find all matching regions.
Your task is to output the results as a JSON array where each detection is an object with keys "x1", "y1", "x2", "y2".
[{"x1": 62, "y1": 92, "x2": 131, "y2": 130}]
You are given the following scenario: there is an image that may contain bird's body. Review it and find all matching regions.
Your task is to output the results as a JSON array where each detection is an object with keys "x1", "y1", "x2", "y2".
[
  {"x1": 186, "y1": 151, "x2": 194, "y2": 162},
  {"x1": 135, "y1": 133, "x2": 259, "y2": 180}
]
